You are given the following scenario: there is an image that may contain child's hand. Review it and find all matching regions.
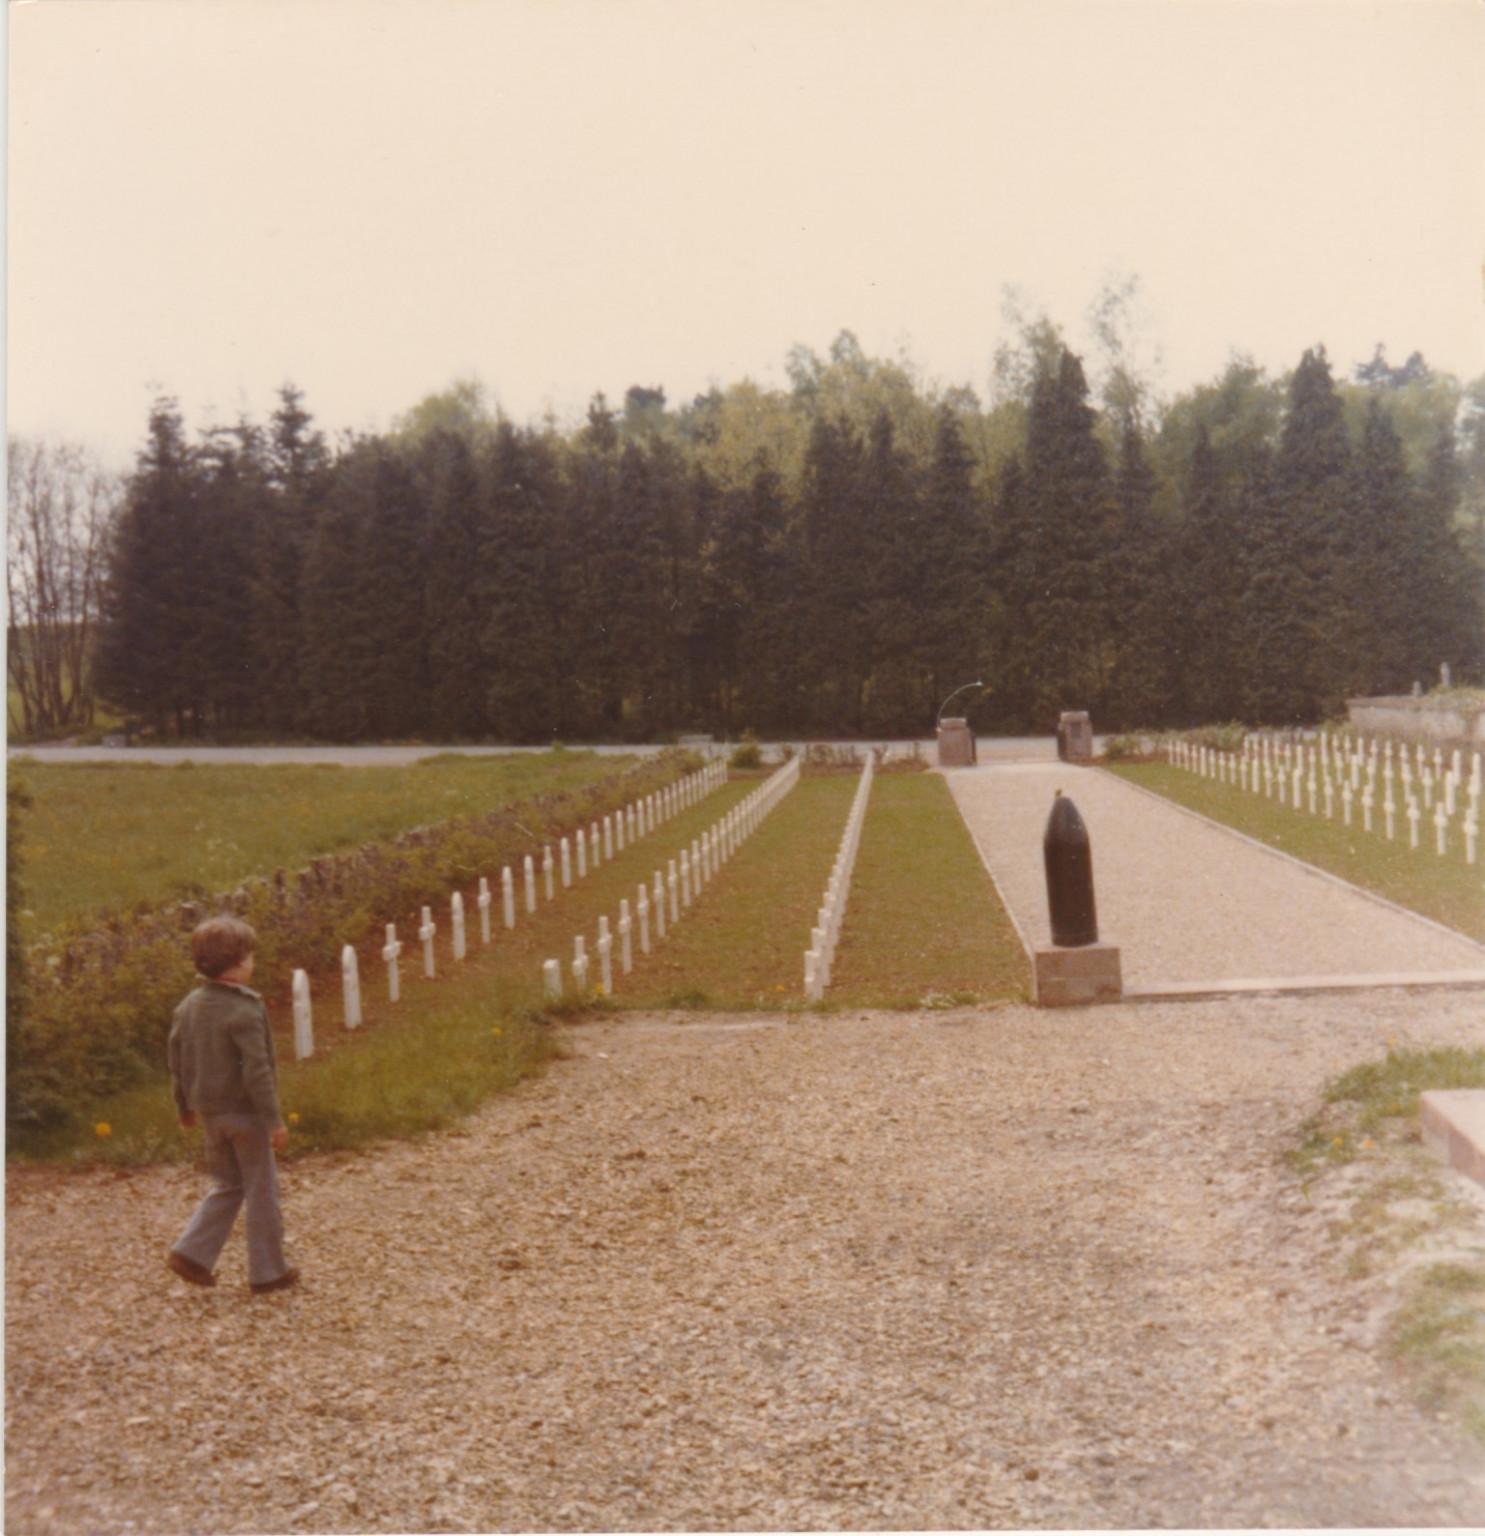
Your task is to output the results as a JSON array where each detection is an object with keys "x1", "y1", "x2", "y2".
[
  {"x1": 179, "y1": 1112, "x2": 197, "y2": 1130},
  {"x1": 271, "y1": 1125, "x2": 289, "y2": 1150}
]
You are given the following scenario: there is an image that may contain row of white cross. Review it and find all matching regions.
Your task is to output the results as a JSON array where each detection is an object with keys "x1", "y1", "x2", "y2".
[
  {"x1": 1168, "y1": 733, "x2": 1482, "y2": 867},
  {"x1": 804, "y1": 756, "x2": 875, "y2": 1000},
  {"x1": 542, "y1": 756, "x2": 803, "y2": 1000},
  {"x1": 288, "y1": 760, "x2": 728, "y2": 1061}
]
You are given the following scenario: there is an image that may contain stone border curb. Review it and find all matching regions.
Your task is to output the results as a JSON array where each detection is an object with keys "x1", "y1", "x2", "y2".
[
  {"x1": 1126, "y1": 971, "x2": 1485, "y2": 1004},
  {"x1": 1096, "y1": 765, "x2": 1485, "y2": 959},
  {"x1": 1421, "y1": 1090, "x2": 1485, "y2": 1190}
]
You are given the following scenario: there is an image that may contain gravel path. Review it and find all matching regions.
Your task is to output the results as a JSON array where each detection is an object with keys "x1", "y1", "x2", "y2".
[
  {"x1": 9, "y1": 993, "x2": 1485, "y2": 1532},
  {"x1": 947, "y1": 763, "x2": 1485, "y2": 990}
]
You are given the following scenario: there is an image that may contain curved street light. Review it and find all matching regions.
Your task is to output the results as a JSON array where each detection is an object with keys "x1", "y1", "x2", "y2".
[{"x1": 935, "y1": 680, "x2": 985, "y2": 730}]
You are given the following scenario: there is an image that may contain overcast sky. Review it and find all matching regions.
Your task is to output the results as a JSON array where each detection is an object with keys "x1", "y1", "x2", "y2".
[{"x1": 8, "y1": 0, "x2": 1485, "y2": 468}]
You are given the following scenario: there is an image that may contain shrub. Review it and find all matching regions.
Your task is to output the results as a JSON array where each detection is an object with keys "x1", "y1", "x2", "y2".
[{"x1": 729, "y1": 731, "x2": 763, "y2": 770}]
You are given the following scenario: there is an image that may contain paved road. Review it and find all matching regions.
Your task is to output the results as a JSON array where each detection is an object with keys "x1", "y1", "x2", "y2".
[
  {"x1": 947, "y1": 762, "x2": 1485, "y2": 992},
  {"x1": 7, "y1": 736, "x2": 1077, "y2": 768}
]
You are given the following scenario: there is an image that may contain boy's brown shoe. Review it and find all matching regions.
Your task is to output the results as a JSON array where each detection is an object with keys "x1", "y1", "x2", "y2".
[
  {"x1": 166, "y1": 1250, "x2": 217, "y2": 1287},
  {"x1": 250, "y1": 1267, "x2": 300, "y2": 1295}
]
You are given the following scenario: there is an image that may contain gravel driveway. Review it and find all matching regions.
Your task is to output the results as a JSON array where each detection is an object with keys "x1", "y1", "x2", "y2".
[
  {"x1": 948, "y1": 763, "x2": 1485, "y2": 990},
  {"x1": 8, "y1": 992, "x2": 1485, "y2": 1532}
]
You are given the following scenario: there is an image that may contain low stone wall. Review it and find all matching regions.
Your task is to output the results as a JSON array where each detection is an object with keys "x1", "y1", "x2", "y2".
[{"x1": 1346, "y1": 696, "x2": 1485, "y2": 746}]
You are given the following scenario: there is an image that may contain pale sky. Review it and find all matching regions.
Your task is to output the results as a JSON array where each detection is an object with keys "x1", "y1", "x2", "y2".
[{"x1": 7, "y1": 0, "x2": 1485, "y2": 468}]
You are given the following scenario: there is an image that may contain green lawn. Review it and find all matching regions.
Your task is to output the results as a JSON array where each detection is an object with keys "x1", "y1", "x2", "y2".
[
  {"x1": 9, "y1": 751, "x2": 645, "y2": 935},
  {"x1": 18, "y1": 778, "x2": 759, "y2": 1165},
  {"x1": 15, "y1": 764, "x2": 1030, "y2": 1165},
  {"x1": 1107, "y1": 761, "x2": 1485, "y2": 943},
  {"x1": 614, "y1": 775, "x2": 858, "y2": 1009},
  {"x1": 830, "y1": 774, "x2": 1029, "y2": 1007}
]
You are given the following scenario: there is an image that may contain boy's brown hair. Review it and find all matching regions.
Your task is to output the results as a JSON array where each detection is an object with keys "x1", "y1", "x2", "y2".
[{"x1": 191, "y1": 916, "x2": 257, "y2": 979}]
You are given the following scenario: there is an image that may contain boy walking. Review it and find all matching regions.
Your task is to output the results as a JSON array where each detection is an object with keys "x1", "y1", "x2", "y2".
[{"x1": 166, "y1": 916, "x2": 298, "y2": 1294}]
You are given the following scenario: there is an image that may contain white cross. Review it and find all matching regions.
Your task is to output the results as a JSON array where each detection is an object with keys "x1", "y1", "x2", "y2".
[
  {"x1": 576, "y1": 828, "x2": 587, "y2": 879},
  {"x1": 1435, "y1": 800, "x2": 1448, "y2": 856},
  {"x1": 636, "y1": 885, "x2": 651, "y2": 954},
  {"x1": 477, "y1": 876, "x2": 492, "y2": 945},
  {"x1": 451, "y1": 891, "x2": 467, "y2": 961},
  {"x1": 653, "y1": 870, "x2": 668, "y2": 938},
  {"x1": 543, "y1": 958, "x2": 562, "y2": 1000},
  {"x1": 524, "y1": 854, "x2": 537, "y2": 914},
  {"x1": 502, "y1": 866, "x2": 516, "y2": 929},
  {"x1": 1407, "y1": 797, "x2": 1420, "y2": 849},
  {"x1": 419, "y1": 906, "x2": 437, "y2": 978},
  {"x1": 618, "y1": 901, "x2": 633, "y2": 974},
  {"x1": 543, "y1": 846, "x2": 555, "y2": 901},
  {"x1": 382, "y1": 922, "x2": 403, "y2": 1002}
]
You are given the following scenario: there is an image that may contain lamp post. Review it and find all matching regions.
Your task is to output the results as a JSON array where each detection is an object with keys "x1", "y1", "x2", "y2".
[{"x1": 936, "y1": 680, "x2": 984, "y2": 730}]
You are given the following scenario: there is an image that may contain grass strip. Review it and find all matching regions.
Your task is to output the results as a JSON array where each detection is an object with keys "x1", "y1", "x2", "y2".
[
  {"x1": 17, "y1": 780, "x2": 758, "y2": 1166},
  {"x1": 11, "y1": 750, "x2": 643, "y2": 934},
  {"x1": 1106, "y1": 761, "x2": 1485, "y2": 943},
  {"x1": 828, "y1": 774, "x2": 1029, "y2": 1007},
  {"x1": 613, "y1": 775, "x2": 857, "y2": 1009},
  {"x1": 1289, "y1": 1045, "x2": 1485, "y2": 1441}
]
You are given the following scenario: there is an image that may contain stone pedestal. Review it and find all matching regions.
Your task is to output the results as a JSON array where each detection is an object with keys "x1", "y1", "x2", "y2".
[
  {"x1": 1056, "y1": 711, "x2": 1094, "y2": 763},
  {"x1": 1033, "y1": 940, "x2": 1122, "y2": 1007},
  {"x1": 937, "y1": 717, "x2": 977, "y2": 768}
]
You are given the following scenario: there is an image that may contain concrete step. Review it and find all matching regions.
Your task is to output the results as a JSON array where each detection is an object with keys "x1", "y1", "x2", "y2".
[{"x1": 1421, "y1": 1089, "x2": 1485, "y2": 1189}]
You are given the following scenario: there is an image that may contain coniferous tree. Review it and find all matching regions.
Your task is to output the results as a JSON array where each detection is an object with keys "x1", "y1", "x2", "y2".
[
  {"x1": 1103, "y1": 421, "x2": 1171, "y2": 726},
  {"x1": 1274, "y1": 346, "x2": 1353, "y2": 715},
  {"x1": 1233, "y1": 445, "x2": 1312, "y2": 722},
  {"x1": 799, "y1": 414, "x2": 867, "y2": 731},
  {"x1": 420, "y1": 428, "x2": 488, "y2": 738},
  {"x1": 194, "y1": 423, "x2": 266, "y2": 730},
  {"x1": 358, "y1": 442, "x2": 431, "y2": 738},
  {"x1": 1021, "y1": 349, "x2": 1111, "y2": 725},
  {"x1": 986, "y1": 453, "x2": 1034, "y2": 730},
  {"x1": 477, "y1": 424, "x2": 565, "y2": 739},
  {"x1": 252, "y1": 385, "x2": 327, "y2": 734},
  {"x1": 1174, "y1": 424, "x2": 1241, "y2": 723},
  {"x1": 918, "y1": 406, "x2": 987, "y2": 725},
  {"x1": 96, "y1": 398, "x2": 202, "y2": 736},
  {"x1": 300, "y1": 443, "x2": 377, "y2": 740}
]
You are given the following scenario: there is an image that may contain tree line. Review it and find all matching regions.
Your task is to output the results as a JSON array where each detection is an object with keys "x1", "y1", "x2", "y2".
[{"x1": 21, "y1": 325, "x2": 1485, "y2": 741}]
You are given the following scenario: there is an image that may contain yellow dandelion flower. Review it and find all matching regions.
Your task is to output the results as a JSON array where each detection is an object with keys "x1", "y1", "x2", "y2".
[
  {"x1": 1361, "y1": 1137, "x2": 1375, "y2": 1149},
  {"x1": 94, "y1": 1122, "x2": 112, "y2": 1138},
  {"x1": 491, "y1": 1026, "x2": 503, "y2": 1037},
  {"x1": 1331, "y1": 1136, "x2": 1344, "y2": 1148},
  {"x1": 288, "y1": 1112, "x2": 300, "y2": 1125}
]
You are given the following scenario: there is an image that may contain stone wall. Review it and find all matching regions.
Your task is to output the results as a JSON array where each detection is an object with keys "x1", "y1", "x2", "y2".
[{"x1": 1346, "y1": 696, "x2": 1485, "y2": 746}]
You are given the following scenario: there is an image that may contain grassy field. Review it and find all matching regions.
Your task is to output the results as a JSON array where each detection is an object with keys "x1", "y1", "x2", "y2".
[
  {"x1": 614, "y1": 775, "x2": 858, "y2": 1009},
  {"x1": 9, "y1": 751, "x2": 643, "y2": 934},
  {"x1": 829, "y1": 774, "x2": 1029, "y2": 1007},
  {"x1": 24, "y1": 766, "x2": 1032, "y2": 1163},
  {"x1": 20, "y1": 778, "x2": 760, "y2": 1164},
  {"x1": 1106, "y1": 761, "x2": 1485, "y2": 942}
]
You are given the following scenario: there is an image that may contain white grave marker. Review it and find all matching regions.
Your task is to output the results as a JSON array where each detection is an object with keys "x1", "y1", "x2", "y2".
[
  {"x1": 419, "y1": 906, "x2": 437, "y2": 978},
  {"x1": 502, "y1": 866, "x2": 516, "y2": 929},
  {"x1": 341, "y1": 945, "x2": 362, "y2": 1029},
  {"x1": 383, "y1": 922, "x2": 402, "y2": 1002},
  {"x1": 543, "y1": 958, "x2": 562, "y2": 1000},
  {"x1": 524, "y1": 855, "x2": 537, "y2": 914},
  {"x1": 292, "y1": 968, "x2": 314, "y2": 1061},
  {"x1": 478, "y1": 877, "x2": 492, "y2": 944},
  {"x1": 451, "y1": 892, "x2": 467, "y2": 960}
]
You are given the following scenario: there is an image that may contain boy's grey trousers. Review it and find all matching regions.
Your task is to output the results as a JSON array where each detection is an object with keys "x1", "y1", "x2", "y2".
[{"x1": 172, "y1": 1113, "x2": 289, "y2": 1287}]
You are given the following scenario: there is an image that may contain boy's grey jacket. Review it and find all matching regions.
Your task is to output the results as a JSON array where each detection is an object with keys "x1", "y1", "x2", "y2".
[{"x1": 168, "y1": 980, "x2": 284, "y2": 1127}]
